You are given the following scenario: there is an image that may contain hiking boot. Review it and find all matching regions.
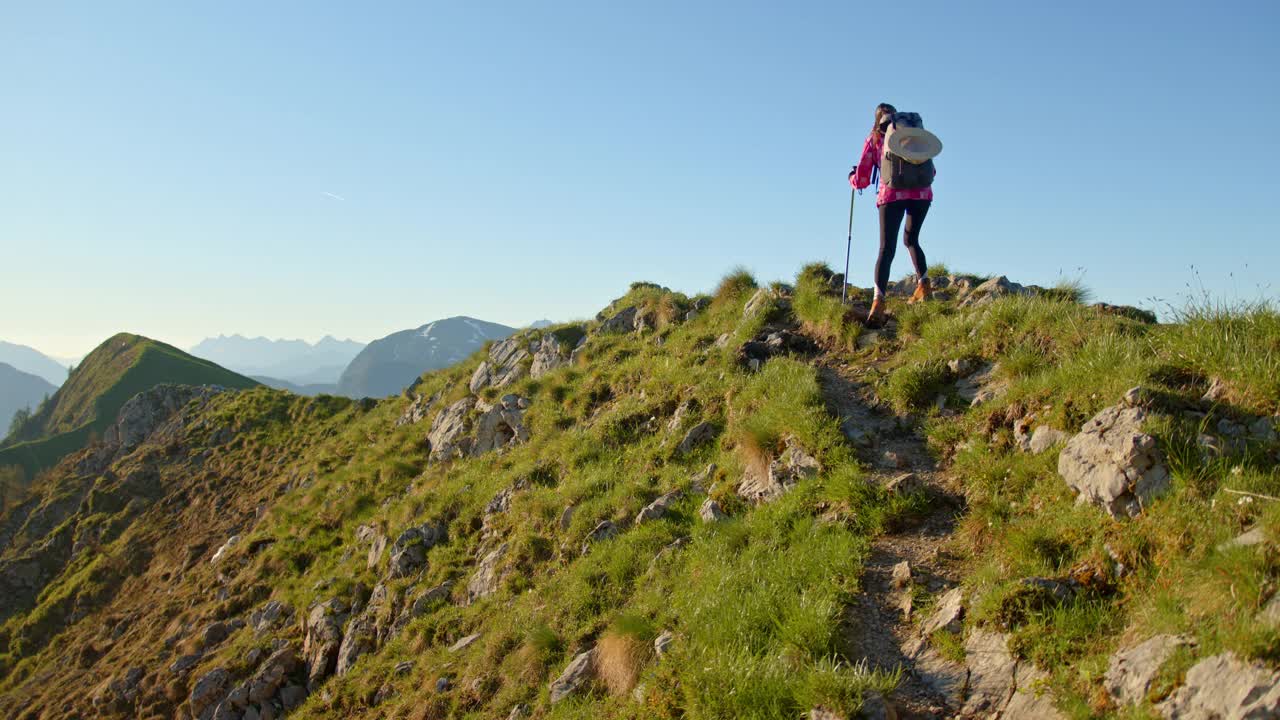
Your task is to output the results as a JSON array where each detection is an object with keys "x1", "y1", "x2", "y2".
[
  {"x1": 867, "y1": 297, "x2": 886, "y2": 325},
  {"x1": 909, "y1": 276, "x2": 932, "y2": 304}
]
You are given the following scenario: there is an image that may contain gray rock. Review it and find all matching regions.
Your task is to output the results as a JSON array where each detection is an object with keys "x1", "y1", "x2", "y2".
[
  {"x1": 1057, "y1": 405, "x2": 1170, "y2": 518},
  {"x1": 1218, "y1": 526, "x2": 1267, "y2": 551},
  {"x1": 1249, "y1": 416, "x2": 1278, "y2": 442},
  {"x1": 170, "y1": 653, "x2": 203, "y2": 675},
  {"x1": 654, "y1": 630, "x2": 674, "y2": 657},
  {"x1": 858, "y1": 691, "x2": 895, "y2": 720},
  {"x1": 1259, "y1": 593, "x2": 1280, "y2": 628},
  {"x1": 698, "y1": 498, "x2": 727, "y2": 523},
  {"x1": 335, "y1": 612, "x2": 376, "y2": 676},
  {"x1": 104, "y1": 384, "x2": 224, "y2": 452},
  {"x1": 210, "y1": 535, "x2": 239, "y2": 564},
  {"x1": 954, "y1": 362, "x2": 1000, "y2": 406},
  {"x1": 469, "y1": 336, "x2": 532, "y2": 393},
  {"x1": 904, "y1": 636, "x2": 966, "y2": 708},
  {"x1": 249, "y1": 600, "x2": 293, "y2": 635},
  {"x1": 961, "y1": 630, "x2": 1017, "y2": 716},
  {"x1": 947, "y1": 357, "x2": 978, "y2": 377},
  {"x1": 366, "y1": 530, "x2": 387, "y2": 571},
  {"x1": 690, "y1": 463, "x2": 717, "y2": 493},
  {"x1": 471, "y1": 394, "x2": 530, "y2": 455},
  {"x1": 599, "y1": 307, "x2": 639, "y2": 334},
  {"x1": 581, "y1": 520, "x2": 619, "y2": 555},
  {"x1": 506, "y1": 704, "x2": 530, "y2": 719},
  {"x1": 247, "y1": 646, "x2": 298, "y2": 704},
  {"x1": 530, "y1": 333, "x2": 574, "y2": 378},
  {"x1": 1202, "y1": 377, "x2": 1230, "y2": 403},
  {"x1": 448, "y1": 633, "x2": 481, "y2": 652},
  {"x1": 467, "y1": 543, "x2": 509, "y2": 602},
  {"x1": 435, "y1": 676, "x2": 451, "y2": 692},
  {"x1": 840, "y1": 419, "x2": 876, "y2": 448},
  {"x1": 395, "y1": 392, "x2": 437, "y2": 427},
  {"x1": 559, "y1": 504, "x2": 575, "y2": 531},
  {"x1": 958, "y1": 275, "x2": 1029, "y2": 307},
  {"x1": 428, "y1": 397, "x2": 476, "y2": 461},
  {"x1": 302, "y1": 599, "x2": 348, "y2": 687},
  {"x1": 394, "y1": 661, "x2": 414, "y2": 675},
  {"x1": 1104, "y1": 634, "x2": 1192, "y2": 707},
  {"x1": 279, "y1": 684, "x2": 307, "y2": 710},
  {"x1": 189, "y1": 667, "x2": 232, "y2": 719},
  {"x1": 676, "y1": 421, "x2": 717, "y2": 455},
  {"x1": 201, "y1": 621, "x2": 230, "y2": 649},
  {"x1": 891, "y1": 561, "x2": 912, "y2": 589},
  {"x1": 549, "y1": 648, "x2": 596, "y2": 703},
  {"x1": 921, "y1": 588, "x2": 964, "y2": 635},
  {"x1": 1027, "y1": 426, "x2": 1068, "y2": 454},
  {"x1": 738, "y1": 436, "x2": 820, "y2": 504},
  {"x1": 743, "y1": 288, "x2": 773, "y2": 319},
  {"x1": 635, "y1": 490, "x2": 683, "y2": 525},
  {"x1": 387, "y1": 521, "x2": 447, "y2": 579},
  {"x1": 809, "y1": 709, "x2": 843, "y2": 720},
  {"x1": 1159, "y1": 652, "x2": 1280, "y2": 719}
]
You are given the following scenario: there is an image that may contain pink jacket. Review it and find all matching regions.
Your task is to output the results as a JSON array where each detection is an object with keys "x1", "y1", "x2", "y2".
[{"x1": 850, "y1": 132, "x2": 934, "y2": 206}]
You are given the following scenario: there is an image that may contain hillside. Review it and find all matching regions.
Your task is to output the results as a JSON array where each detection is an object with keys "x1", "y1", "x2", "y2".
[
  {"x1": 0, "y1": 269, "x2": 1277, "y2": 720},
  {"x1": 337, "y1": 317, "x2": 515, "y2": 398},
  {"x1": 0, "y1": 363, "x2": 57, "y2": 439},
  {"x1": 0, "y1": 341, "x2": 67, "y2": 387},
  {"x1": 252, "y1": 376, "x2": 339, "y2": 397},
  {"x1": 0, "y1": 333, "x2": 259, "y2": 480},
  {"x1": 190, "y1": 335, "x2": 365, "y2": 386}
]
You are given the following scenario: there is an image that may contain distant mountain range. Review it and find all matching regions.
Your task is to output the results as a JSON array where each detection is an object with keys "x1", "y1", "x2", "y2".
[
  {"x1": 189, "y1": 335, "x2": 365, "y2": 386},
  {"x1": 0, "y1": 333, "x2": 258, "y2": 478},
  {"x1": 337, "y1": 317, "x2": 516, "y2": 398},
  {"x1": 252, "y1": 376, "x2": 338, "y2": 397},
  {"x1": 0, "y1": 341, "x2": 69, "y2": 387},
  {"x1": 0, "y1": 363, "x2": 57, "y2": 436}
]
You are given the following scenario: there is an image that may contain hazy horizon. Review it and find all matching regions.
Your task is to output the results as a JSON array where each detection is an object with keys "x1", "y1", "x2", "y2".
[{"x1": 4, "y1": 2, "x2": 1277, "y2": 358}]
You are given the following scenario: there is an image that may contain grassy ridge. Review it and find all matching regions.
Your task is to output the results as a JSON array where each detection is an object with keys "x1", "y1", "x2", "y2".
[{"x1": 0, "y1": 333, "x2": 258, "y2": 477}]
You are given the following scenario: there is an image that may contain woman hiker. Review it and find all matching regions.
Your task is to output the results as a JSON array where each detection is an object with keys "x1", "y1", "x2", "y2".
[{"x1": 849, "y1": 102, "x2": 942, "y2": 324}]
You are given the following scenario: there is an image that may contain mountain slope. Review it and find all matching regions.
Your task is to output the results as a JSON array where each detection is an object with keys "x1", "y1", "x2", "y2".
[
  {"x1": 0, "y1": 270, "x2": 1277, "y2": 720},
  {"x1": 0, "y1": 341, "x2": 68, "y2": 387},
  {"x1": 190, "y1": 335, "x2": 365, "y2": 385},
  {"x1": 336, "y1": 316, "x2": 515, "y2": 398},
  {"x1": 0, "y1": 333, "x2": 259, "y2": 478},
  {"x1": 0, "y1": 364, "x2": 56, "y2": 439},
  {"x1": 252, "y1": 375, "x2": 339, "y2": 396}
]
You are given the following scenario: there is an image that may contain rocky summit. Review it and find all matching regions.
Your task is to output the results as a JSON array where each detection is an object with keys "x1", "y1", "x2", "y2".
[{"x1": 1, "y1": 266, "x2": 1278, "y2": 720}]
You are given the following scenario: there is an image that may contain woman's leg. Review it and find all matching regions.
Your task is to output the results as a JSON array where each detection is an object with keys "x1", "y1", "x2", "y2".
[
  {"x1": 902, "y1": 199, "x2": 931, "y2": 278},
  {"x1": 876, "y1": 201, "x2": 907, "y2": 295}
]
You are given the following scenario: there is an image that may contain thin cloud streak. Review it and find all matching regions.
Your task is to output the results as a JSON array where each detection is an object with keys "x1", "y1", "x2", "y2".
[{"x1": 321, "y1": 191, "x2": 346, "y2": 201}]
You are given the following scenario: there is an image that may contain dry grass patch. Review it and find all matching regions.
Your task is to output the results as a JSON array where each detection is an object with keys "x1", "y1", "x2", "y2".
[{"x1": 596, "y1": 630, "x2": 654, "y2": 696}]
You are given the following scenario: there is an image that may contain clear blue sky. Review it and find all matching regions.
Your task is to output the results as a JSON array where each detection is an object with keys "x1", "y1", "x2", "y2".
[{"x1": 3, "y1": 1, "x2": 1277, "y2": 357}]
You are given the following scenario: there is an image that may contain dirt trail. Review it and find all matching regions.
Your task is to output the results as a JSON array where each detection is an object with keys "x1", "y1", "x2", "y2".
[{"x1": 814, "y1": 345, "x2": 966, "y2": 719}]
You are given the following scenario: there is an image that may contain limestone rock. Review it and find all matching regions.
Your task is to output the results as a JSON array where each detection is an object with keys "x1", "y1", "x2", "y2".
[
  {"x1": 302, "y1": 599, "x2": 348, "y2": 687},
  {"x1": 471, "y1": 394, "x2": 530, "y2": 455},
  {"x1": 738, "y1": 436, "x2": 821, "y2": 504},
  {"x1": 247, "y1": 646, "x2": 299, "y2": 704},
  {"x1": 690, "y1": 463, "x2": 717, "y2": 493},
  {"x1": 635, "y1": 490, "x2": 683, "y2": 525},
  {"x1": 904, "y1": 636, "x2": 967, "y2": 708},
  {"x1": 582, "y1": 520, "x2": 619, "y2": 555},
  {"x1": 954, "y1": 362, "x2": 1002, "y2": 406},
  {"x1": 428, "y1": 397, "x2": 475, "y2": 461},
  {"x1": 190, "y1": 667, "x2": 232, "y2": 719},
  {"x1": 743, "y1": 288, "x2": 773, "y2": 319},
  {"x1": 699, "y1": 498, "x2": 727, "y2": 523},
  {"x1": 677, "y1": 421, "x2": 717, "y2": 455},
  {"x1": 891, "y1": 561, "x2": 912, "y2": 589},
  {"x1": 1104, "y1": 634, "x2": 1192, "y2": 707},
  {"x1": 921, "y1": 588, "x2": 964, "y2": 635},
  {"x1": 104, "y1": 384, "x2": 224, "y2": 452},
  {"x1": 961, "y1": 630, "x2": 1018, "y2": 716},
  {"x1": 1057, "y1": 404, "x2": 1170, "y2": 518},
  {"x1": 530, "y1": 333, "x2": 574, "y2": 378},
  {"x1": 448, "y1": 633, "x2": 481, "y2": 653},
  {"x1": 467, "y1": 543, "x2": 508, "y2": 602},
  {"x1": 387, "y1": 521, "x2": 446, "y2": 579},
  {"x1": 958, "y1": 275, "x2": 1029, "y2": 307},
  {"x1": 469, "y1": 336, "x2": 532, "y2": 393},
  {"x1": 249, "y1": 600, "x2": 293, "y2": 635},
  {"x1": 654, "y1": 630, "x2": 674, "y2": 657},
  {"x1": 1159, "y1": 652, "x2": 1280, "y2": 719},
  {"x1": 335, "y1": 613, "x2": 375, "y2": 676},
  {"x1": 395, "y1": 392, "x2": 437, "y2": 427},
  {"x1": 549, "y1": 648, "x2": 596, "y2": 703},
  {"x1": 210, "y1": 535, "x2": 239, "y2": 564},
  {"x1": 1027, "y1": 426, "x2": 1068, "y2": 454},
  {"x1": 1218, "y1": 526, "x2": 1267, "y2": 551},
  {"x1": 599, "y1": 307, "x2": 639, "y2": 334}
]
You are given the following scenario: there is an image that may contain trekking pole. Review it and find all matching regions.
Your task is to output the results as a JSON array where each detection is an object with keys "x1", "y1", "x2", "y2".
[{"x1": 841, "y1": 186, "x2": 855, "y2": 304}]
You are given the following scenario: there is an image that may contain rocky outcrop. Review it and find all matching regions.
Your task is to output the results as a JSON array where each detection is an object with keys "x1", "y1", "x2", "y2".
[
  {"x1": 549, "y1": 648, "x2": 596, "y2": 703},
  {"x1": 335, "y1": 613, "x2": 376, "y2": 676},
  {"x1": 1104, "y1": 634, "x2": 1192, "y2": 707},
  {"x1": 467, "y1": 543, "x2": 509, "y2": 602},
  {"x1": 961, "y1": 630, "x2": 1063, "y2": 719},
  {"x1": 249, "y1": 600, "x2": 293, "y2": 635},
  {"x1": 1058, "y1": 402, "x2": 1170, "y2": 518},
  {"x1": 921, "y1": 588, "x2": 963, "y2": 635},
  {"x1": 530, "y1": 332, "x2": 580, "y2": 378},
  {"x1": 470, "y1": 337, "x2": 533, "y2": 393},
  {"x1": 676, "y1": 421, "x2": 717, "y2": 455},
  {"x1": 1158, "y1": 652, "x2": 1280, "y2": 718},
  {"x1": 302, "y1": 599, "x2": 349, "y2": 687},
  {"x1": 599, "y1": 307, "x2": 640, "y2": 334},
  {"x1": 190, "y1": 667, "x2": 232, "y2": 719},
  {"x1": 428, "y1": 397, "x2": 475, "y2": 461},
  {"x1": 472, "y1": 394, "x2": 530, "y2": 455},
  {"x1": 698, "y1": 498, "x2": 727, "y2": 523},
  {"x1": 386, "y1": 521, "x2": 447, "y2": 579},
  {"x1": 395, "y1": 392, "x2": 437, "y2": 427},
  {"x1": 957, "y1": 276, "x2": 1031, "y2": 307},
  {"x1": 581, "y1": 520, "x2": 619, "y2": 555},
  {"x1": 103, "y1": 384, "x2": 224, "y2": 452},
  {"x1": 738, "y1": 437, "x2": 820, "y2": 504},
  {"x1": 736, "y1": 329, "x2": 817, "y2": 371},
  {"x1": 635, "y1": 490, "x2": 682, "y2": 525}
]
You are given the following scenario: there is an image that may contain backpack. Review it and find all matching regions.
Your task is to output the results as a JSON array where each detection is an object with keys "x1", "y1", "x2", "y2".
[{"x1": 879, "y1": 111, "x2": 935, "y2": 190}]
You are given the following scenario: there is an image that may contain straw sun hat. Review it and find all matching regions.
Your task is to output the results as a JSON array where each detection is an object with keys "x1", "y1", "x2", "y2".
[{"x1": 885, "y1": 126, "x2": 943, "y2": 164}]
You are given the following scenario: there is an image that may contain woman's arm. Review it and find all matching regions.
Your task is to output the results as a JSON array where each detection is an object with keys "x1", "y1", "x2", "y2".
[{"x1": 849, "y1": 134, "x2": 879, "y2": 190}]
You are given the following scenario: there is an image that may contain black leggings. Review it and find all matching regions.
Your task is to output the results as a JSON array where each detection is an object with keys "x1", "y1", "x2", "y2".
[{"x1": 875, "y1": 198, "x2": 930, "y2": 294}]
